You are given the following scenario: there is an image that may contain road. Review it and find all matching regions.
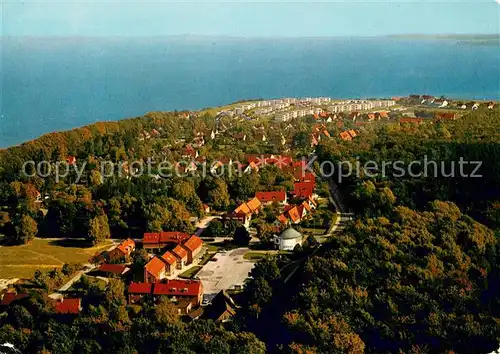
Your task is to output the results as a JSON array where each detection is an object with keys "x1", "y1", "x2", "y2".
[
  {"x1": 48, "y1": 242, "x2": 117, "y2": 299},
  {"x1": 194, "y1": 215, "x2": 221, "y2": 236},
  {"x1": 283, "y1": 176, "x2": 354, "y2": 284}
]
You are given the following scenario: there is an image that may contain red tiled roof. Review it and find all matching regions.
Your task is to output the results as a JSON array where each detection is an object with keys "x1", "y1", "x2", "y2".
[
  {"x1": 400, "y1": 117, "x2": 424, "y2": 124},
  {"x1": 66, "y1": 156, "x2": 77, "y2": 165},
  {"x1": 348, "y1": 129, "x2": 357, "y2": 138},
  {"x1": 54, "y1": 298, "x2": 81, "y2": 314},
  {"x1": 246, "y1": 197, "x2": 261, "y2": 212},
  {"x1": 145, "y1": 257, "x2": 166, "y2": 278},
  {"x1": 340, "y1": 131, "x2": 352, "y2": 141},
  {"x1": 128, "y1": 282, "x2": 153, "y2": 294},
  {"x1": 277, "y1": 214, "x2": 288, "y2": 224},
  {"x1": 287, "y1": 207, "x2": 301, "y2": 223},
  {"x1": 235, "y1": 197, "x2": 261, "y2": 215},
  {"x1": 172, "y1": 245, "x2": 188, "y2": 259},
  {"x1": 161, "y1": 251, "x2": 178, "y2": 265},
  {"x1": 153, "y1": 279, "x2": 202, "y2": 297},
  {"x1": 159, "y1": 232, "x2": 190, "y2": 244},
  {"x1": 297, "y1": 204, "x2": 305, "y2": 217},
  {"x1": 98, "y1": 263, "x2": 128, "y2": 274},
  {"x1": 0, "y1": 292, "x2": 28, "y2": 306},
  {"x1": 256, "y1": 191, "x2": 286, "y2": 203},
  {"x1": 143, "y1": 232, "x2": 190, "y2": 245},
  {"x1": 116, "y1": 238, "x2": 135, "y2": 255},
  {"x1": 294, "y1": 182, "x2": 315, "y2": 199},
  {"x1": 143, "y1": 232, "x2": 160, "y2": 244},
  {"x1": 182, "y1": 235, "x2": 203, "y2": 253},
  {"x1": 435, "y1": 112, "x2": 456, "y2": 120}
]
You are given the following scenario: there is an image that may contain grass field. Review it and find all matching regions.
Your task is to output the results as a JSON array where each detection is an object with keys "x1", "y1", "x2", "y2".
[{"x1": 0, "y1": 238, "x2": 114, "y2": 279}]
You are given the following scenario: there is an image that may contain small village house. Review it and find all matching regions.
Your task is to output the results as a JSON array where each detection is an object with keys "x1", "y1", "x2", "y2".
[
  {"x1": 172, "y1": 245, "x2": 189, "y2": 270},
  {"x1": 180, "y1": 235, "x2": 203, "y2": 264},
  {"x1": 255, "y1": 190, "x2": 287, "y2": 205},
  {"x1": 144, "y1": 256, "x2": 167, "y2": 283}
]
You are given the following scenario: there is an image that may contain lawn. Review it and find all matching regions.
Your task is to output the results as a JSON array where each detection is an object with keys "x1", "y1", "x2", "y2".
[
  {"x1": 178, "y1": 266, "x2": 202, "y2": 279},
  {"x1": 243, "y1": 250, "x2": 281, "y2": 261},
  {"x1": 243, "y1": 252, "x2": 268, "y2": 261},
  {"x1": 0, "y1": 238, "x2": 114, "y2": 279},
  {"x1": 301, "y1": 228, "x2": 327, "y2": 235}
]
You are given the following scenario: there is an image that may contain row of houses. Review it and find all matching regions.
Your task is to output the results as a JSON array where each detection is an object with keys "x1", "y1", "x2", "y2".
[
  {"x1": 143, "y1": 235, "x2": 203, "y2": 282},
  {"x1": 327, "y1": 100, "x2": 396, "y2": 114},
  {"x1": 275, "y1": 107, "x2": 324, "y2": 122}
]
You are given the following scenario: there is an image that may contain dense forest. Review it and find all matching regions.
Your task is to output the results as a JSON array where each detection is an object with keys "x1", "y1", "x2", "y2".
[{"x1": 0, "y1": 105, "x2": 499, "y2": 353}]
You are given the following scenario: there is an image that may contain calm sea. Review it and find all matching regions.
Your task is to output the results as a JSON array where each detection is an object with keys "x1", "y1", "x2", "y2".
[{"x1": 1, "y1": 36, "x2": 499, "y2": 148}]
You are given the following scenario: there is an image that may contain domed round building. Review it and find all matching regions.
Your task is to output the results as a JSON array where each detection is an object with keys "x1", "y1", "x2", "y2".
[{"x1": 273, "y1": 227, "x2": 303, "y2": 251}]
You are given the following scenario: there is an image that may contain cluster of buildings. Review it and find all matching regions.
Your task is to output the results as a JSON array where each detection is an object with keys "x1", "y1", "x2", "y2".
[
  {"x1": 221, "y1": 97, "x2": 385, "y2": 122},
  {"x1": 221, "y1": 154, "x2": 319, "y2": 250},
  {"x1": 326, "y1": 100, "x2": 396, "y2": 113},
  {"x1": 275, "y1": 107, "x2": 324, "y2": 122},
  {"x1": 340, "y1": 129, "x2": 358, "y2": 141},
  {"x1": 408, "y1": 95, "x2": 497, "y2": 111},
  {"x1": 143, "y1": 233, "x2": 203, "y2": 282}
]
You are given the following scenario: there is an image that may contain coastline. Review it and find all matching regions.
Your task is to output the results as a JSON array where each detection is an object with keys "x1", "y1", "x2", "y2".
[{"x1": 1, "y1": 94, "x2": 498, "y2": 150}]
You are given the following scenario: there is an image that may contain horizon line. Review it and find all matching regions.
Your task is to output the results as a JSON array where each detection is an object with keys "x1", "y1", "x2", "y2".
[{"x1": 1, "y1": 33, "x2": 499, "y2": 40}]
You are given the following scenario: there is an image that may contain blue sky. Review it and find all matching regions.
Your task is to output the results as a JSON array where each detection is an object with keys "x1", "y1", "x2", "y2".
[{"x1": 3, "y1": 0, "x2": 499, "y2": 37}]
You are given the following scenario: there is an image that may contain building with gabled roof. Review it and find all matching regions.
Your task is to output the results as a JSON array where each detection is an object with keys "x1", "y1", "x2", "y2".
[
  {"x1": 234, "y1": 197, "x2": 261, "y2": 217},
  {"x1": 294, "y1": 182, "x2": 315, "y2": 199},
  {"x1": 0, "y1": 292, "x2": 28, "y2": 307},
  {"x1": 287, "y1": 206, "x2": 302, "y2": 224},
  {"x1": 172, "y1": 245, "x2": 188, "y2": 270},
  {"x1": 108, "y1": 238, "x2": 136, "y2": 261},
  {"x1": 181, "y1": 235, "x2": 203, "y2": 264},
  {"x1": 152, "y1": 279, "x2": 203, "y2": 306},
  {"x1": 128, "y1": 282, "x2": 153, "y2": 303},
  {"x1": 434, "y1": 112, "x2": 457, "y2": 121},
  {"x1": 222, "y1": 211, "x2": 252, "y2": 229},
  {"x1": 97, "y1": 263, "x2": 130, "y2": 276},
  {"x1": 400, "y1": 117, "x2": 424, "y2": 124},
  {"x1": 255, "y1": 190, "x2": 287, "y2": 205},
  {"x1": 202, "y1": 290, "x2": 237, "y2": 323},
  {"x1": 144, "y1": 256, "x2": 167, "y2": 283},
  {"x1": 340, "y1": 131, "x2": 352, "y2": 141},
  {"x1": 142, "y1": 231, "x2": 191, "y2": 250}
]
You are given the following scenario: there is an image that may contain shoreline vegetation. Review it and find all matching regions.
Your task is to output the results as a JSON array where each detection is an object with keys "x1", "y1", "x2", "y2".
[{"x1": 2, "y1": 95, "x2": 499, "y2": 150}]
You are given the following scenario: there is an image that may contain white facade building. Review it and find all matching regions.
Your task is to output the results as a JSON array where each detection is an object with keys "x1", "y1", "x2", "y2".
[{"x1": 273, "y1": 228, "x2": 303, "y2": 251}]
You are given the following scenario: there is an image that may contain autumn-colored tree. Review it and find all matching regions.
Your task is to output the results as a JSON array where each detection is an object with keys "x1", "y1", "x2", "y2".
[
  {"x1": 88, "y1": 214, "x2": 111, "y2": 245},
  {"x1": 14, "y1": 214, "x2": 38, "y2": 244},
  {"x1": 208, "y1": 179, "x2": 230, "y2": 210}
]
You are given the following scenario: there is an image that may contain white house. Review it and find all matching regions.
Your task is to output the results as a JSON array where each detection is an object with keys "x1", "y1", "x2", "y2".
[{"x1": 273, "y1": 228, "x2": 303, "y2": 251}]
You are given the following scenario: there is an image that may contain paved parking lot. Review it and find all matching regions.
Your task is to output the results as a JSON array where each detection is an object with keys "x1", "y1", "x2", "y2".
[{"x1": 197, "y1": 248, "x2": 255, "y2": 298}]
